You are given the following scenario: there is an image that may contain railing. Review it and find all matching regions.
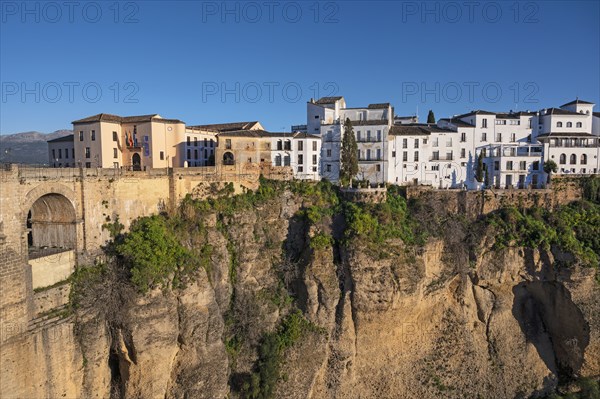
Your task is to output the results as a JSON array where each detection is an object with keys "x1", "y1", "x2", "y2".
[
  {"x1": 358, "y1": 157, "x2": 383, "y2": 161},
  {"x1": 223, "y1": 160, "x2": 235, "y2": 166},
  {"x1": 356, "y1": 138, "x2": 382, "y2": 143},
  {"x1": 429, "y1": 156, "x2": 453, "y2": 161}
]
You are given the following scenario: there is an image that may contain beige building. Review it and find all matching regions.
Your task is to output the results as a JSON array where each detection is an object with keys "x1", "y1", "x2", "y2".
[
  {"x1": 71, "y1": 113, "x2": 186, "y2": 169},
  {"x1": 185, "y1": 121, "x2": 263, "y2": 167}
]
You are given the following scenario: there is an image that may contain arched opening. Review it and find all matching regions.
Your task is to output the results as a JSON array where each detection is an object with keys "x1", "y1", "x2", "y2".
[
  {"x1": 132, "y1": 153, "x2": 141, "y2": 171},
  {"x1": 27, "y1": 193, "x2": 77, "y2": 289},
  {"x1": 570, "y1": 154, "x2": 577, "y2": 165},
  {"x1": 223, "y1": 151, "x2": 235, "y2": 165},
  {"x1": 559, "y1": 154, "x2": 566, "y2": 164},
  {"x1": 581, "y1": 154, "x2": 587, "y2": 165},
  {"x1": 27, "y1": 193, "x2": 77, "y2": 256}
]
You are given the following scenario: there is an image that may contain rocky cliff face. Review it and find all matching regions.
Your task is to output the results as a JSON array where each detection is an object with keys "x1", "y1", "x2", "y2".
[{"x1": 14, "y1": 182, "x2": 600, "y2": 399}]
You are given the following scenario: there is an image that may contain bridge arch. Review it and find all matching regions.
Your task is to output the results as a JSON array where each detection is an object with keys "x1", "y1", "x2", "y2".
[{"x1": 22, "y1": 183, "x2": 80, "y2": 255}]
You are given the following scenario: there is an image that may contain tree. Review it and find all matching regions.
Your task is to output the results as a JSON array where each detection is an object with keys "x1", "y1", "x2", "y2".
[
  {"x1": 475, "y1": 153, "x2": 484, "y2": 183},
  {"x1": 340, "y1": 118, "x2": 359, "y2": 187},
  {"x1": 543, "y1": 160, "x2": 558, "y2": 185},
  {"x1": 427, "y1": 110, "x2": 436, "y2": 124}
]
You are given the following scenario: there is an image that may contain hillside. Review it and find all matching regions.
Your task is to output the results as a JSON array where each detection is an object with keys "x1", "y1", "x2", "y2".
[{"x1": 0, "y1": 130, "x2": 72, "y2": 164}]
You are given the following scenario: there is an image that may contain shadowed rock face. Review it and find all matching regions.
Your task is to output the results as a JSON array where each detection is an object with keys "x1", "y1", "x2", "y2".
[{"x1": 513, "y1": 281, "x2": 590, "y2": 378}]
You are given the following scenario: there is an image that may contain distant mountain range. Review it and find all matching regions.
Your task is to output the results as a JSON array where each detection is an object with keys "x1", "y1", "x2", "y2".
[{"x1": 0, "y1": 130, "x2": 73, "y2": 165}]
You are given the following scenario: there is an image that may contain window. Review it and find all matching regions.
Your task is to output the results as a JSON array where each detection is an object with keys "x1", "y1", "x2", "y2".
[
  {"x1": 482, "y1": 118, "x2": 487, "y2": 128},
  {"x1": 402, "y1": 138, "x2": 407, "y2": 148},
  {"x1": 557, "y1": 122, "x2": 563, "y2": 127},
  {"x1": 298, "y1": 154, "x2": 303, "y2": 165},
  {"x1": 581, "y1": 154, "x2": 587, "y2": 164},
  {"x1": 366, "y1": 130, "x2": 371, "y2": 141},
  {"x1": 511, "y1": 133, "x2": 516, "y2": 142},
  {"x1": 187, "y1": 137, "x2": 191, "y2": 145},
  {"x1": 376, "y1": 164, "x2": 381, "y2": 172},
  {"x1": 433, "y1": 138, "x2": 439, "y2": 147},
  {"x1": 414, "y1": 139, "x2": 419, "y2": 148},
  {"x1": 460, "y1": 132, "x2": 466, "y2": 142},
  {"x1": 113, "y1": 131, "x2": 118, "y2": 141},
  {"x1": 91, "y1": 130, "x2": 95, "y2": 141},
  {"x1": 52, "y1": 149, "x2": 56, "y2": 159},
  {"x1": 432, "y1": 151, "x2": 439, "y2": 160},
  {"x1": 194, "y1": 137, "x2": 198, "y2": 146},
  {"x1": 298, "y1": 141, "x2": 303, "y2": 151},
  {"x1": 312, "y1": 154, "x2": 317, "y2": 165},
  {"x1": 392, "y1": 151, "x2": 396, "y2": 157},
  {"x1": 519, "y1": 161, "x2": 526, "y2": 170},
  {"x1": 72, "y1": 148, "x2": 75, "y2": 158},
  {"x1": 159, "y1": 151, "x2": 164, "y2": 160},
  {"x1": 85, "y1": 162, "x2": 91, "y2": 168},
  {"x1": 204, "y1": 149, "x2": 208, "y2": 158},
  {"x1": 423, "y1": 139, "x2": 428, "y2": 145},
  {"x1": 284, "y1": 140, "x2": 291, "y2": 151},
  {"x1": 366, "y1": 149, "x2": 371, "y2": 160},
  {"x1": 495, "y1": 133, "x2": 502, "y2": 142},
  {"x1": 559, "y1": 154, "x2": 566, "y2": 164},
  {"x1": 312, "y1": 141, "x2": 317, "y2": 151},
  {"x1": 326, "y1": 149, "x2": 332, "y2": 157},
  {"x1": 58, "y1": 149, "x2": 62, "y2": 159},
  {"x1": 298, "y1": 166, "x2": 303, "y2": 173},
  {"x1": 460, "y1": 148, "x2": 466, "y2": 158},
  {"x1": 481, "y1": 132, "x2": 487, "y2": 142},
  {"x1": 326, "y1": 164, "x2": 331, "y2": 172},
  {"x1": 315, "y1": 115, "x2": 319, "y2": 119},
  {"x1": 446, "y1": 138, "x2": 452, "y2": 147},
  {"x1": 79, "y1": 131, "x2": 84, "y2": 141},
  {"x1": 431, "y1": 164, "x2": 439, "y2": 171},
  {"x1": 275, "y1": 154, "x2": 282, "y2": 166},
  {"x1": 403, "y1": 151, "x2": 408, "y2": 161},
  {"x1": 377, "y1": 130, "x2": 382, "y2": 141},
  {"x1": 446, "y1": 151, "x2": 453, "y2": 160},
  {"x1": 225, "y1": 139, "x2": 232, "y2": 149},
  {"x1": 494, "y1": 161, "x2": 499, "y2": 171},
  {"x1": 414, "y1": 151, "x2": 419, "y2": 162},
  {"x1": 356, "y1": 131, "x2": 361, "y2": 141},
  {"x1": 85, "y1": 147, "x2": 90, "y2": 158},
  {"x1": 202, "y1": 138, "x2": 206, "y2": 147},
  {"x1": 570, "y1": 154, "x2": 577, "y2": 164},
  {"x1": 113, "y1": 148, "x2": 118, "y2": 158},
  {"x1": 195, "y1": 149, "x2": 199, "y2": 159},
  {"x1": 187, "y1": 149, "x2": 191, "y2": 159},
  {"x1": 566, "y1": 122, "x2": 572, "y2": 128},
  {"x1": 576, "y1": 122, "x2": 582, "y2": 128},
  {"x1": 277, "y1": 140, "x2": 283, "y2": 150}
]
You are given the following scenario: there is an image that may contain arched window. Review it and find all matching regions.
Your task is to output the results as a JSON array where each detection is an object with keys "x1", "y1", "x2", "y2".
[
  {"x1": 570, "y1": 154, "x2": 577, "y2": 164},
  {"x1": 223, "y1": 151, "x2": 235, "y2": 165},
  {"x1": 576, "y1": 122, "x2": 582, "y2": 128},
  {"x1": 566, "y1": 122, "x2": 572, "y2": 128},
  {"x1": 557, "y1": 122, "x2": 563, "y2": 127},
  {"x1": 581, "y1": 154, "x2": 587, "y2": 165},
  {"x1": 559, "y1": 154, "x2": 566, "y2": 164}
]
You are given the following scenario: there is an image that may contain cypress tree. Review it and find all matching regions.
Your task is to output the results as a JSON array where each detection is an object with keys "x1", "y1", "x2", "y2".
[
  {"x1": 340, "y1": 118, "x2": 359, "y2": 187},
  {"x1": 427, "y1": 110, "x2": 436, "y2": 124}
]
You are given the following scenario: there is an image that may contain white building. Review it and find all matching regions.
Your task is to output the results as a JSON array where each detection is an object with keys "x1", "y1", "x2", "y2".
[
  {"x1": 269, "y1": 132, "x2": 321, "y2": 180},
  {"x1": 310, "y1": 97, "x2": 392, "y2": 185},
  {"x1": 535, "y1": 100, "x2": 600, "y2": 176}
]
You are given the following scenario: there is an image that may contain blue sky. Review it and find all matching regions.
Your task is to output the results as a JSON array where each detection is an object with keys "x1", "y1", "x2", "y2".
[{"x1": 1, "y1": 0, "x2": 599, "y2": 134}]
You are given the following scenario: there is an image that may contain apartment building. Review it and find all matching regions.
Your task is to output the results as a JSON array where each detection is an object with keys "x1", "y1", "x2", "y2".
[
  {"x1": 215, "y1": 129, "x2": 321, "y2": 180},
  {"x1": 535, "y1": 100, "x2": 600, "y2": 175},
  {"x1": 71, "y1": 113, "x2": 186, "y2": 169},
  {"x1": 311, "y1": 97, "x2": 392, "y2": 184},
  {"x1": 47, "y1": 135, "x2": 75, "y2": 167}
]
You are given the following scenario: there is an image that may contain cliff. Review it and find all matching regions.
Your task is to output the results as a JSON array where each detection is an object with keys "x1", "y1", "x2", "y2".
[{"x1": 4, "y1": 180, "x2": 599, "y2": 399}]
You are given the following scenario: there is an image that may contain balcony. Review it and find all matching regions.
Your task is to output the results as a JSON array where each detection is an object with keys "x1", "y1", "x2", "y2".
[
  {"x1": 356, "y1": 138, "x2": 382, "y2": 143},
  {"x1": 358, "y1": 157, "x2": 383, "y2": 162},
  {"x1": 430, "y1": 155, "x2": 453, "y2": 161}
]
